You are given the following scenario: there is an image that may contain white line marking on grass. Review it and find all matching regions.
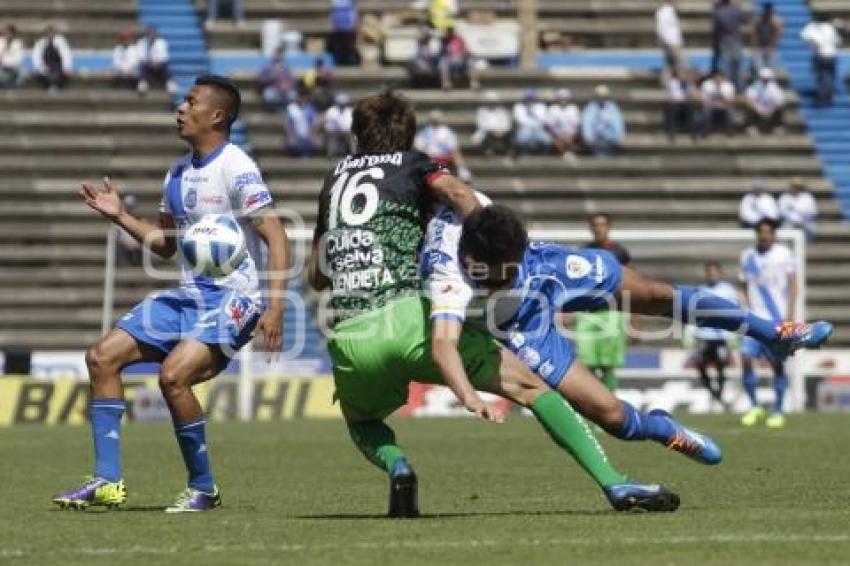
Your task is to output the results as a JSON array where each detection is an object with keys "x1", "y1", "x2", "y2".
[{"x1": 4, "y1": 533, "x2": 850, "y2": 558}]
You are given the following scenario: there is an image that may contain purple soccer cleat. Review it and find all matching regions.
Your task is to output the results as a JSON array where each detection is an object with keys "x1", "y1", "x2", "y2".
[
  {"x1": 52, "y1": 476, "x2": 127, "y2": 510},
  {"x1": 164, "y1": 487, "x2": 222, "y2": 513}
]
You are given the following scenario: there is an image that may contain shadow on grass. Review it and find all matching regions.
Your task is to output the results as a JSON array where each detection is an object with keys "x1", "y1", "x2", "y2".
[{"x1": 297, "y1": 509, "x2": 613, "y2": 520}]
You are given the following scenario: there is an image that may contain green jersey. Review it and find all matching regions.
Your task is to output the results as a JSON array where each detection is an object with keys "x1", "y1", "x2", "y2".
[{"x1": 314, "y1": 151, "x2": 444, "y2": 324}]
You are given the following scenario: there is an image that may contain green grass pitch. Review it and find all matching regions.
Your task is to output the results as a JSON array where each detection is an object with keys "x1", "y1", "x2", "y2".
[{"x1": 2, "y1": 414, "x2": 849, "y2": 565}]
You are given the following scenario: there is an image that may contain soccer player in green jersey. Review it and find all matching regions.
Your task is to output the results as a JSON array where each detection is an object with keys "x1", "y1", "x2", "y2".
[{"x1": 308, "y1": 91, "x2": 680, "y2": 517}]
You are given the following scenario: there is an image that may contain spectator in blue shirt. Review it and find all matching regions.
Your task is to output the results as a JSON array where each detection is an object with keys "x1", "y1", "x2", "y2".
[
  {"x1": 581, "y1": 85, "x2": 626, "y2": 156},
  {"x1": 206, "y1": 0, "x2": 244, "y2": 27},
  {"x1": 328, "y1": 0, "x2": 360, "y2": 66}
]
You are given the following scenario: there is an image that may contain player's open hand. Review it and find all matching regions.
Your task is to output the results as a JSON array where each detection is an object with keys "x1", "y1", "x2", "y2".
[
  {"x1": 80, "y1": 176, "x2": 123, "y2": 221},
  {"x1": 465, "y1": 395, "x2": 504, "y2": 424},
  {"x1": 253, "y1": 307, "x2": 283, "y2": 362}
]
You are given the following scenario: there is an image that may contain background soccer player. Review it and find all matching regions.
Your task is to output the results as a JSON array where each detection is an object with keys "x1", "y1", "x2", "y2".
[
  {"x1": 576, "y1": 213, "x2": 631, "y2": 391},
  {"x1": 738, "y1": 220, "x2": 796, "y2": 428},
  {"x1": 54, "y1": 75, "x2": 289, "y2": 512},
  {"x1": 691, "y1": 261, "x2": 739, "y2": 409}
]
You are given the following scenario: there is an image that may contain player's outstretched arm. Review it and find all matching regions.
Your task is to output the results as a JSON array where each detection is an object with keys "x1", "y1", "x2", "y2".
[
  {"x1": 251, "y1": 208, "x2": 289, "y2": 356},
  {"x1": 79, "y1": 176, "x2": 176, "y2": 258},
  {"x1": 431, "y1": 317, "x2": 504, "y2": 423},
  {"x1": 429, "y1": 174, "x2": 480, "y2": 218}
]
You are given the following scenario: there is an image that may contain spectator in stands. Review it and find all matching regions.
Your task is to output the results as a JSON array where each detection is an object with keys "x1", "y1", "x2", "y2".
[
  {"x1": 323, "y1": 92, "x2": 354, "y2": 157},
  {"x1": 656, "y1": 0, "x2": 685, "y2": 73},
  {"x1": 664, "y1": 68, "x2": 698, "y2": 141},
  {"x1": 414, "y1": 110, "x2": 472, "y2": 181},
  {"x1": 472, "y1": 90, "x2": 512, "y2": 156},
  {"x1": 408, "y1": 27, "x2": 439, "y2": 88},
  {"x1": 32, "y1": 25, "x2": 73, "y2": 91},
  {"x1": 513, "y1": 89, "x2": 552, "y2": 156},
  {"x1": 303, "y1": 57, "x2": 334, "y2": 110},
  {"x1": 284, "y1": 88, "x2": 321, "y2": 157},
  {"x1": 779, "y1": 177, "x2": 817, "y2": 238},
  {"x1": 438, "y1": 27, "x2": 480, "y2": 90},
  {"x1": 259, "y1": 45, "x2": 296, "y2": 111},
  {"x1": 206, "y1": 0, "x2": 245, "y2": 27},
  {"x1": 426, "y1": 0, "x2": 459, "y2": 33},
  {"x1": 111, "y1": 30, "x2": 139, "y2": 90},
  {"x1": 801, "y1": 13, "x2": 841, "y2": 107},
  {"x1": 700, "y1": 69, "x2": 735, "y2": 136},
  {"x1": 739, "y1": 181, "x2": 779, "y2": 228},
  {"x1": 750, "y1": 2, "x2": 783, "y2": 71},
  {"x1": 328, "y1": 0, "x2": 360, "y2": 66},
  {"x1": 136, "y1": 26, "x2": 176, "y2": 95},
  {"x1": 0, "y1": 24, "x2": 25, "y2": 88},
  {"x1": 547, "y1": 88, "x2": 581, "y2": 159},
  {"x1": 743, "y1": 67, "x2": 785, "y2": 135},
  {"x1": 712, "y1": 0, "x2": 747, "y2": 90},
  {"x1": 581, "y1": 85, "x2": 626, "y2": 157}
]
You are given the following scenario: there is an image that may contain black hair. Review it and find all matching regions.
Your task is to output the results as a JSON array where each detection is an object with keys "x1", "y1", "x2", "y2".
[
  {"x1": 588, "y1": 212, "x2": 611, "y2": 224},
  {"x1": 705, "y1": 260, "x2": 722, "y2": 271},
  {"x1": 755, "y1": 218, "x2": 779, "y2": 232},
  {"x1": 460, "y1": 205, "x2": 528, "y2": 266},
  {"x1": 194, "y1": 74, "x2": 241, "y2": 131}
]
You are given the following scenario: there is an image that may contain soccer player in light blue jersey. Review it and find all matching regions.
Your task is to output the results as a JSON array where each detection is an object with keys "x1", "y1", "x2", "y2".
[{"x1": 53, "y1": 75, "x2": 289, "y2": 512}]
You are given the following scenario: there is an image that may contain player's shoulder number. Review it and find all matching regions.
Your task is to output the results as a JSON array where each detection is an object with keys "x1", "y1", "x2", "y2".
[{"x1": 328, "y1": 167, "x2": 384, "y2": 229}]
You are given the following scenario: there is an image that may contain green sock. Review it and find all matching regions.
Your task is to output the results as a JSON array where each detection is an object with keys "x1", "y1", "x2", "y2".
[
  {"x1": 530, "y1": 391, "x2": 627, "y2": 487},
  {"x1": 347, "y1": 420, "x2": 406, "y2": 474},
  {"x1": 602, "y1": 368, "x2": 618, "y2": 391}
]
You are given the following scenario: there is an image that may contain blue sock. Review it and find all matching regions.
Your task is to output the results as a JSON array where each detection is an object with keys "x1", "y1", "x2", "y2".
[
  {"x1": 616, "y1": 402, "x2": 676, "y2": 444},
  {"x1": 773, "y1": 372, "x2": 788, "y2": 413},
  {"x1": 175, "y1": 418, "x2": 215, "y2": 493},
  {"x1": 742, "y1": 367, "x2": 759, "y2": 406},
  {"x1": 90, "y1": 398, "x2": 125, "y2": 482},
  {"x1": 674, "y1": 285, "x2": 778, "y2": 344}
]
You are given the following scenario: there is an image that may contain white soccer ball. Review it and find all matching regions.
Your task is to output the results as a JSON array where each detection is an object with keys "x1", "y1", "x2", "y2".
[{"x1": 181, "y1": 214, "x2": 247, "y2": 277}]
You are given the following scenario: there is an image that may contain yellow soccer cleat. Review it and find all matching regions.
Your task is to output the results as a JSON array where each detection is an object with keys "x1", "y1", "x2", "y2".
[
  {"x1": 740, "y1": 407, "x2": 766, "y2": 427},
  {"x1": 52, "y1": 477, "x2": 127, "y2": 510},
  {"x1": 766, "y1": 413, "x2": 786, "y2": 429}
]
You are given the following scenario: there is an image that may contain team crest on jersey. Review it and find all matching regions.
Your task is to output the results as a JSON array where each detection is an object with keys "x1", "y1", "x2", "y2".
[
  {"x1": 226, "y1": 295, "x2": 261, "y2": 333},
  {"x1": 185, "y1": 187, "x2": 198, "y2": 209},
  {"x1": 565, "y1": 255, "x2": 592, "y2": 279}
]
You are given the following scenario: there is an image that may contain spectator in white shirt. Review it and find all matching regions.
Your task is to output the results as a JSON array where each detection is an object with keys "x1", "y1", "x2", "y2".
[
  {"x1": 664, "y1": 68, "x2": 698, "y2": 140},
  {"x1": 284, "y1": 89, "x2": 321, "y2": 157},
  {"x1": 323, "y1": 92, "x2": 354, "y2": 157},
  {"x1": 547, "y1": 88, "x2": 581, "y2": 158},
  {"x1": 779, "y1": 177, "x2": 817, "y2": 238},
  {"x1": 0, "y1": 25, "x2": 25, "y2": 88},
  {"x1": 513, "y1": 89, "x2": 552, "y2": 156},
  {"x1": 744, "y1": 67, "x2": 785, "y2": 135},
  {"x1": 32, "y1": 25, "x2": 73, "y2": 91},
  {"x1": 656, "y1": 0, "x2": 685, "y2": 73},
  {"x1": 111, "y1": 30, "x2": 139, "y2": 90},
  {"x1": 136, "y1": 26, "x2": 176, "y2": 94},
  {"x1": 739, "y1": 181, "x2": 779, "y2": 228},
  {"x1": 414, "y1": 110, "x2": 472, "y2": 181},
  {"x1": 472, "y1": 90, "x2": 512, "y2": 156},
  {"x1": 700, "y1": 69, "x2": 736, "y2": 136},
  {"x1": 801, "y1": 14, "x2": 842, "y2": 107}
]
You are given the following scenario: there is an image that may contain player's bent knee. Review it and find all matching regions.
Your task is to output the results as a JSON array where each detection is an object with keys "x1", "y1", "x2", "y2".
[
  {"x1": 158, "y1": 364, "x2": 190, "y2": 395},
  {"x1": 85, "y1": 343, "x2": 119, "y2": 379}
]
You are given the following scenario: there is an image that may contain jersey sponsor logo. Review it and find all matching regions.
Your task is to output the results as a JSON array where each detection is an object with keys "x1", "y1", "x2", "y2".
[
  {"x1": 200, "y1": 195, "x2": 225, "y2": 206},
  {"x1": 333, "y1": 152, "x2": 403, "y2": 175},
  {"x1": 518, "y1": 346, "x2": 541, "y2": 368},
  {"x1": 185, "y1": 187, "x2": 198, "y2": 209},
  {"x1": 234, "y1": 172, "x2": 264, "y2": 192},
  {"x1": 565, "y1": 254, "x2": 593, "y2": 279},
  {"x1": 244, "y1": 191, "x2": 272, "y2": 210}
]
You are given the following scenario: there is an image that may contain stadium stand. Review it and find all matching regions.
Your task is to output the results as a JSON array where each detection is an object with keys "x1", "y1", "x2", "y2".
[{"x1": 1, "y1": 0, "x2": 849, "y2": 353}]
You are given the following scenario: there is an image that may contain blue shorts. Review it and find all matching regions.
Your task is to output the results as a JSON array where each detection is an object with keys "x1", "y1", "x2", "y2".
[
  {"x1": 500, "y1": 322, "x2": 576, "y2": 388},
  {"x1": 115, "y1": 286, "x2": 263, "y2": 360}
]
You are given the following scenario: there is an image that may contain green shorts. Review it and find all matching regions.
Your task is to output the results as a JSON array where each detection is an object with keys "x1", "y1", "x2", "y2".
[
  {"x1": 327, "y1": 296, "x2": 501, "y2": 421},
  {"x1": 576, "y1": 310, "x2": 627, "y2": 369}
]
